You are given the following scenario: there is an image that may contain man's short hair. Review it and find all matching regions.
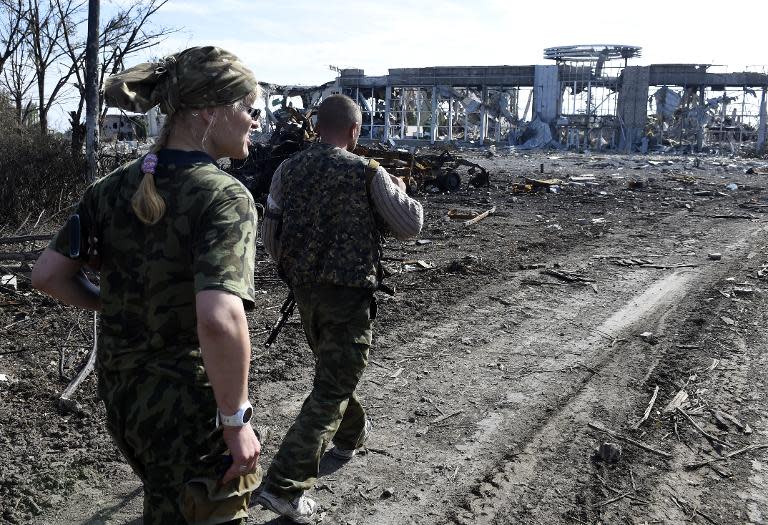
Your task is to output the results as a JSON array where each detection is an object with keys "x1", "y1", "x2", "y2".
[{"x1": 317, "y1": 94, "x2": 362, "y2": 134}]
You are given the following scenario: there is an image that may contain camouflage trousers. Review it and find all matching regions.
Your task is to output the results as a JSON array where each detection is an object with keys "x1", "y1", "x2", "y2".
[
  {"x1": 97, "y1": 366, "x2": 261, "y2": 525},
  {"x1": 264, "y1": 284, "x2": 374, "y2": 497}
]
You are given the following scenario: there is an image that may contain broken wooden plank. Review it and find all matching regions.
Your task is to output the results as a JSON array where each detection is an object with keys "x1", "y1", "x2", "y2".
[
  {"x1": 0, "y1": 234, "x2": 53, "y2": 245},
  {"x1": 676, "y1": 407, "x2": 730, "y2": 448},
  {"x1": 714, "y1": 409, "x2": 752, "y2": 434},
  {"x1": 633, "y1": 385, "x2": 659, "y2": 429},
  {"x1": 0, "y1": 251, "x2": 43, "y2": 261},
  {"x1": 541, "y1": 268, "x2": 593, "y2": 283},
  {"x1": 59, "y1": 312, "x2": 98, "y2": 413},
  {"x1": 431, "y1": 410, "x2": 463, "y2": 425},
  {"x1": 641, "y1": 263, "x2": 699, "y2": 270},
  {"x1": 663, "y1": 389, "x2": 689, "y2": 413},
  {"x1": 592, "y1": 492, "x2": 633, "y2": 508},
  {"x1": 464, "y1": 206, "x2": 496, "y2": 226},
  {"x1": 685, "y1": 443, "x2": 768, "y2": 470},
  {"x1": 707, "y1": 214, "x2": 757, "y2": 220},
  {"x1": 588, "y1": 422, "x2": 673, "y2": 459}
]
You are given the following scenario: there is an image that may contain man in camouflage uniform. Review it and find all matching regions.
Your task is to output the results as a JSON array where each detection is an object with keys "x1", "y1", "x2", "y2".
[
  {"x1": 258, "y1": 94, "x2": 423, "y2": 522},
  {"x1": 32, "y1": 47, "x2": 262, "y2": 525}
]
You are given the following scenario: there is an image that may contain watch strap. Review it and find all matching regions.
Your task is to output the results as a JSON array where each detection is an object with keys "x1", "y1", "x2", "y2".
[{"x1": 216, "y1": 401, "x2": 253, "y2": 428}]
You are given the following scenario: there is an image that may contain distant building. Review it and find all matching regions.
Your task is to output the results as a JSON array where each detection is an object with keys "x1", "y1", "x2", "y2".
[{"x1": 102, "y1": 108, "x2": 148, "y2": 141}]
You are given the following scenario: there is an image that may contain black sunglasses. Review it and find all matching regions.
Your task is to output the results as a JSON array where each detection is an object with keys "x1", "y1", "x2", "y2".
[{"x1": 244, "y1": 106, "x2": 261, "y2": 119}]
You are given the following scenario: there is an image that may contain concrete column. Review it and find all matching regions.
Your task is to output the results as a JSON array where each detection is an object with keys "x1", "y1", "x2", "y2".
[
  {"x1": 400, "y1": 88, "x2": 406, "y2": 139},
  {"x1": 616, "y1": 66, "x2": 650, "y2": 153},
  {"x1": 585, "y1": 79, "x2": 592, "y2": 150},
  {"x1": 415, "y1": 90, "x2": 422, "y2": 137},
  {"x1": 533, "y1": 65, "x2": 559, "y2": 123},
  {"x1": 480, "y1": 85, "x2": 488, "y2": 142},
  {"x1": 696, "y1": 87, "x2": 705, "y2": 152},
  {"x1": 448, "y1": 95, "x2": 453, "y2": 141},
  {"x1": 431, "y1": 86, "x2": 438, "y2": 144},
  {"x1": 464, "y1": 95, "x2": 469, "y2": 141},
  {"x1": 370, "y1": 89, "x2": 375, "y2": 140},
  {"x1": 758, "y1": 87, "x2": 767, "y2": 154},
  {"x1": 384, "y1": 85, "x2": 391, "y2": 142}
]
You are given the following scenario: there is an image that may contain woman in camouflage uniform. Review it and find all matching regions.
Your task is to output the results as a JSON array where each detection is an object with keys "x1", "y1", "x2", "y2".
[{"x1": 32, "y1": 47, "x2": 262, "y2": 525}]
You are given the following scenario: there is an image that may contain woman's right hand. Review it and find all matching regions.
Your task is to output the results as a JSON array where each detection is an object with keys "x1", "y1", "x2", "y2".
[{"x1": 221, "y1": 424, "x2": 261, "y2": 484}]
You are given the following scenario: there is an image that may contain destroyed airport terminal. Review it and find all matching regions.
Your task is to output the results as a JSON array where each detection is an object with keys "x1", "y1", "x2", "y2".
[
  {"x1": 260, "y1": 44, "x2": 767, "y2": 154},
  {"x1": 224, "y1": 44, "x2": 768, "y2": 197}
]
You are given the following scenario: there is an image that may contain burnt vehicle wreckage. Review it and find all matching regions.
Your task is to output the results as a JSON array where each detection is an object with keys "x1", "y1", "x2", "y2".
[{"x1": 228, "y1": 103, "x2": 490, "y2": 199}]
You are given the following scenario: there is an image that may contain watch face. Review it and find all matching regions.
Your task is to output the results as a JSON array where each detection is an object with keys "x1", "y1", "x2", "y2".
[{"x1": 242, "y1": 406, "x2": 253, "y2": 424}]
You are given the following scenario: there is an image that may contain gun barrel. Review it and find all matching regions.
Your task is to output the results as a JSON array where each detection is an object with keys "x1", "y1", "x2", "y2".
[{"x1": 264, "y1": 295, "x2": 296, "y2": 348}]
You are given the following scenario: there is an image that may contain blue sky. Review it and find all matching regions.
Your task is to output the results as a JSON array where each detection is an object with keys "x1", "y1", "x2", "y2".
[
  {"x1": 50, "y1": 0, "x2": 768, "y2": 129},
  {"x1": 127, "y1": 0, "x2": 768, "y2": 84}
]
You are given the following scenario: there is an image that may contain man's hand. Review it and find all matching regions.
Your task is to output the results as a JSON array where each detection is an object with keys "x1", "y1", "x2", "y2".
[
  {"x1": 221, "y1": 424, "x2": 261, "y2": 484},
  {"x1": 388, "y1": 173, "x2": 406, "y2": 193}
]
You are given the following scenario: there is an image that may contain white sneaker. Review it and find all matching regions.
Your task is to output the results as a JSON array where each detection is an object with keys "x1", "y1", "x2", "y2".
[
  {"x1": 329, "y1": 418, "x2": 372, "y2": 460},
  {"x1": 255, "y1": 489, "x2": 317, "y2": 524}
]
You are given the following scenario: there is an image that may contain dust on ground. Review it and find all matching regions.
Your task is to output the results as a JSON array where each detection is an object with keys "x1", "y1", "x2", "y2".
[{"x1": 1, "y1": 150, "x2": 768, "y2": 524}]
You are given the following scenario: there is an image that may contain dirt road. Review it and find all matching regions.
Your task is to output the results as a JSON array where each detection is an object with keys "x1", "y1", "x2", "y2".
[{"x1": 2, "y1": 152, "x2": 767, "y2": 524}]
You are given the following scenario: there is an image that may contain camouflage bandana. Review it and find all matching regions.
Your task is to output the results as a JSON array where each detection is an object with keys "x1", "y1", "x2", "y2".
[{"x1": 104, "y1": 46, "x2": 257, "y2": 115}]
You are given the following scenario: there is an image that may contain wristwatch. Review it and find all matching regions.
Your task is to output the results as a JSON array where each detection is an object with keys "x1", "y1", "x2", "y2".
[{"x1": 216, "y1": 401, "x2": 254, "y2": 428}]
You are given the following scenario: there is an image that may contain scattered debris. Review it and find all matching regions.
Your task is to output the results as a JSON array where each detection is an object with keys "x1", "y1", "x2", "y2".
[
  {"x1": 1, "y1": 275, "x2": 18, "y2": 290},
  {"x1": 402, "y1": 260, "x2": 434, "y2": 272},
  {"x1": 668, "y1": 491, "x2": 721, "y2": 525},
  {"x1": 588, "y1": 422, "x2": 673, "y2": 459},
  {"x1": 676, "y1": 406, "x2": 730, "y2": 450},
  {"x1": 712, "y1": 410, "x2": 753, "y2": 434},
  {"x1": 592, "y1": 491, "x2": 633, "y2": 508},
  {"x1": 594, "y1": 442, "x2": 622, "y2": 464},
  {"x1": 639, "y1": 332, "x2": 658, "y2": 345},
  {"x1": 431, "y1": 410, "x2": 464, "y2": 425},
  {"x1": 615, "y1": 258, "x2": 654, "y2": 267},
  {"x1": 58, "y1": 312, "x2": 98, "y2": 415},
  {"x1": 523, "y1": 177, "x2": 563, "y2": 192},
  {"x1": 541, "y1": 268, "x2": 593, "y2": 283},
  {"x1": 685, "y1": 443, "x2": 768, "y2": 471},
  {"x1": 633, "y1": 385, "x2": 660, "y2": 429},
  {"x1": 355, "y1": 144, "x2": 490, "y2": 192},
  {"x1": 614, "y1": 259, "x2": 698, "y2": 270},
  {"x1": 663, "y1": 389, "x2": 689, "y2": 414},
  {"x1": 463, "y1": 206, "x2": 496, "y2": 226},
  {"x1": 447, "y1": 209, "x2": 480, "y2": 220}
]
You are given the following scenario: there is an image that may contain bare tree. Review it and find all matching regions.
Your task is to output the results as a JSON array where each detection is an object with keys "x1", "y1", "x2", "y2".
[
  {"x1": 0, "y1": 0, "x2": 28, "y2": 74},
  {"x1": 59, "y1": 0, "x2": 172, "y2": 153},
  {"x1": 1, "y1": 42, "x2": 37, "y2": 123},
  {"x1": 26, "y1": 0, "x2": 85, "y2": 133}
]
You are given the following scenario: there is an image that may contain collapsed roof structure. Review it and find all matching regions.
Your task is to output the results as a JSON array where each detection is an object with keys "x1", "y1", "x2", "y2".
[{"x1": 258, "y1": 45, "x2": 768, "y2": 155}]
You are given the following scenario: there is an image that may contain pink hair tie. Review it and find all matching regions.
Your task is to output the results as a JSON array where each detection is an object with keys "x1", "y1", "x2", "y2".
[{"x1": 142, "y1": 153, "x2": 158, "y2": 174}]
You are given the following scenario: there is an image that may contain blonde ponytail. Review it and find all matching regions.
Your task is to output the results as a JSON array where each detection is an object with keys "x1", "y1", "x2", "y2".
[{"x1": 131, "y1": 114, "x2": 173, "y2": 225}]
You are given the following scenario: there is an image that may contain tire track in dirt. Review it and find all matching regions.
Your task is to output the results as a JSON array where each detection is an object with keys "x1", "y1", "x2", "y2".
[
  {"x1": 447, "y1": 220, "x2": 768, "y2": 525},
  {"x1": 319, "y1": 217, "x2": 767, "y2": 525}
]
